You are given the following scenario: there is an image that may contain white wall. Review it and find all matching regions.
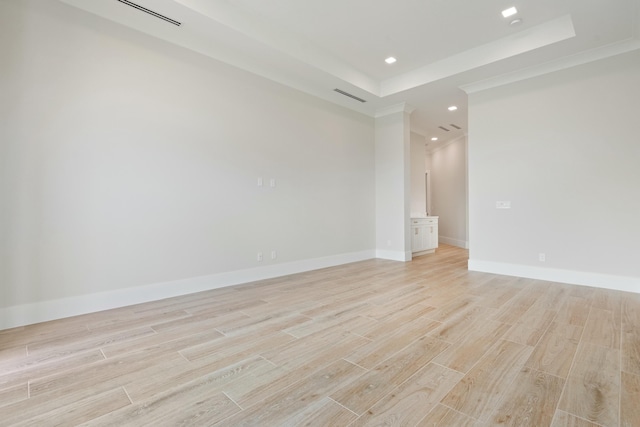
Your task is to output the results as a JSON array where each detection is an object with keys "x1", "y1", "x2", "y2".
[
  {"x1": 468, "y1": 50, "x2": 640, "y2": 291},
  {"x1": 0, "y1": 0, "x2": 376, "y2": 326},
  {"x1": 429, "y1": 136, "x2": 468, "y2": 248},
  {"x1": 410, "y1": 132, "x2": 427, "y2": 217},
  {"x1": 424, "y1": 152, "x2": 432, "y2": 173}
]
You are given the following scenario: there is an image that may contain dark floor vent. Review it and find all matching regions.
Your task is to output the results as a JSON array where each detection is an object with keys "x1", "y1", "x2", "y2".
[
  {"x1": 438, "y1": 126, "x2": 450, "y2": 132},
  {"x1": 450, "y1": 124, "x2": 462, "y2": 130},
  {"x1": 116, "y1": 0, "x2": 182, "y2": 26},
  {"x1": 333, "y1": 89, "x2": 367, "y2": 103}
]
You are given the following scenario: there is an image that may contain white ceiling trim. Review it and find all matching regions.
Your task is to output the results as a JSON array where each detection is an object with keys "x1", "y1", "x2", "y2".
[
  {"x1": 58, "y1": 0, "x2": 380, "y2": 116},
  {"x1": 460, "y1": 37, "x2": 640, "y2": 95},
  {"x1": 375, "y1": 103, "x2": 416, "y2": 118},
  {"x1": 133, "y1": 0, "x2": 578, "y2": 100},
  {"x1": 171, "y1": 2, "x2": 578, "y2": 99},
  {"x1": 174, "y1": 0, "x2": 380, "y2": 95},
  {"x1": 426, "y1": 133, "x2": 467, "y2": 154},
  {"x1": 380, "y1": 15, "x2": 576, "y2": 97}
]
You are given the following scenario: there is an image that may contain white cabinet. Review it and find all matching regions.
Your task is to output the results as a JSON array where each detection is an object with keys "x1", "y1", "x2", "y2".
[{"x1": 411, "y1": 217, "x2": 438, "y2": 256}]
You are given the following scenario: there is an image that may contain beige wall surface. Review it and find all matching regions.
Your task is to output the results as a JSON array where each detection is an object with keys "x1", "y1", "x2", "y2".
[
  {"x1": 468, "y1": 50, "x2": 640, "y2": 284},
  {"x1": 0, "y1": 0, "x2": 375, "y2": 309}
]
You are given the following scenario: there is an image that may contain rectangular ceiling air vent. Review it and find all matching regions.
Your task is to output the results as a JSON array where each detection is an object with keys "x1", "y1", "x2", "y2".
[
  {"x1": 116, "y1": 0, "x2": 182, "y2": 26},
  {"x1": 333, "y1": 89, "x2": 367, "y2": 103},
  {"x1": 450, "y1": 124, "x2": 462, "y2": 130},
  {"x1": 438, "y1": 126, "x2": 451, "y2": 132}
]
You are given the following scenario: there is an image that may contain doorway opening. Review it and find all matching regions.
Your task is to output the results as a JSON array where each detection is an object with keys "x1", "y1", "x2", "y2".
[{"x1": 425, "y1": 170, "x2": 431, "y2": 216}]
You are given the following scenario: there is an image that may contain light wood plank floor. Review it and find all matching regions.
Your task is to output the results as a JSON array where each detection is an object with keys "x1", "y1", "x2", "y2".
[{"x1": 1, "y1": 245, "x2": 639, "y2": 426}]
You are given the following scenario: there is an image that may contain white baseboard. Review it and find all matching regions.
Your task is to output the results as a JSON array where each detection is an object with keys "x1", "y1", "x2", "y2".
[
  {"x1": 439, "y1": 236, "x2": 469, "y2": 249},
  {"x1": 468, "y1": 259, "x2": 640, "y2": 294},
  {"x1": 0, "y1": 249, "x2": 376, "y2": 330},
  {"x1": 376, "y1": 250, "x2": 412, "y2": 262}
]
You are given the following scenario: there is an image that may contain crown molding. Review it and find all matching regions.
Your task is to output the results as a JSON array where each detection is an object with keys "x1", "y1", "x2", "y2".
[
  {"x1": 375, "y1": 103, "x2": 416, "y2": 118},
  {"x1": 460, "y1": 38, "x2": 640, "y2": 94},
  {"x1": 426, "y1": 133, "x2": 467, "y2": 154},
  {"x1": 381, "y1": 15, "x2": 576, "y2": 97},
  {"x1": 410, "y1": 128, "x2": 428, "y2": 138},
  {"x1": 174, "y1": 0, "x2": 381, "y2": 96}
]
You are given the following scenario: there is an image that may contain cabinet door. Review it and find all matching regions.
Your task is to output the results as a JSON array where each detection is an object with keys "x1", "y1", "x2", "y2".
[
  {"x1": 427, "y1": 224, "x2": 439, "y2": 249},
  {"x1": 419, "y1": 225, "x2": 429, "y2": 250},
  {"x1": 411, "y1": 226, "x2": 420, "y2": 252}
]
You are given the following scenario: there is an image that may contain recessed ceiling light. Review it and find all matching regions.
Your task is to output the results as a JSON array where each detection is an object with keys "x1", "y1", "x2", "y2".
[
  {"x1": 431, "y1": 137, "x2": 438, "y2": 141},
  {"x1": 448, "y1": 106, "x2": 458, "y2": 111},
  {"x1": 385, "y1": 57, "x2": 397, "y2": 64},
  {"x1": 502, "y1": 7, "x2": 518, "y2": 18}
]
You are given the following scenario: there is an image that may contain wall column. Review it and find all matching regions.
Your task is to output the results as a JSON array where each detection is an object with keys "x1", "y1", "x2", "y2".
[{"x1": 374, "y1": 103, "x2": 414, "y2": 261}]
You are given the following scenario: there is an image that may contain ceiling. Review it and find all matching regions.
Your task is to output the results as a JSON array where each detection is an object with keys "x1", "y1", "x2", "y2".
[{"x1": 60, "y1": 0, "x2": 640, "y2": 150}]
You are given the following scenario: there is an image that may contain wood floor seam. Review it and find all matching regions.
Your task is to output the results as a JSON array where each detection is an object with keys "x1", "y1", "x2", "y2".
[
  {"x1": 121, "y1": 385, "x2": 134, "y2": 405},
  {"x1": 327, "y1": 396, "x2": 359, "y2": 417},
  {"x1": 563, "y1": 412, "x2": 607, "y2": 427},
  {"x1": 341, "y1": 357, "x2": 370, "y2": 372},
  {"x1": 221, "y1": 390, "x2": 243, "y2": 411}
]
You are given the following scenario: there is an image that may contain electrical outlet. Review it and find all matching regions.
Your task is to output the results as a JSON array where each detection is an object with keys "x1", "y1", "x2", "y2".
[
  {"x1": 257, "y1": 252, "x2": 263, "y2": 262},
  {"x1": 257, "y1": 177, "x2": 263, "y2": 187},
  {"x1": 538, "y1": 253, "x2": 546, "y2": 262},
  {"x1": 271, "y1": 251, "x2": 277, "y2": 260},
  {"x1": 496, "y1": 201, "x2": 511, "y2": 209},
  {"x1": 270, "y1": 178, "x2": 276, "y2": 188}
]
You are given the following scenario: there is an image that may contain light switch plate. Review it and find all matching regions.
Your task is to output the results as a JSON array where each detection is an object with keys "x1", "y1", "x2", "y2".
[{"x1": 496, "y1": 201, "x2": 511, "y2": 209}]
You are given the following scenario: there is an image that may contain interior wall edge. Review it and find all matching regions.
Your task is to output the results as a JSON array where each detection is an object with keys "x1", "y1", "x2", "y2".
[
  {"x1": 376, "y1": 250, "x2": 412, "y2": 262},
  {"x1": 438, "y1": 236, "x2": 468, "y2": 249},
  {"x1": 468, "y1": 259, "x2": 640, "y2": 294},
  {"x1": 0, "y1": 249, "x2": 375, "y2": 331}
]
